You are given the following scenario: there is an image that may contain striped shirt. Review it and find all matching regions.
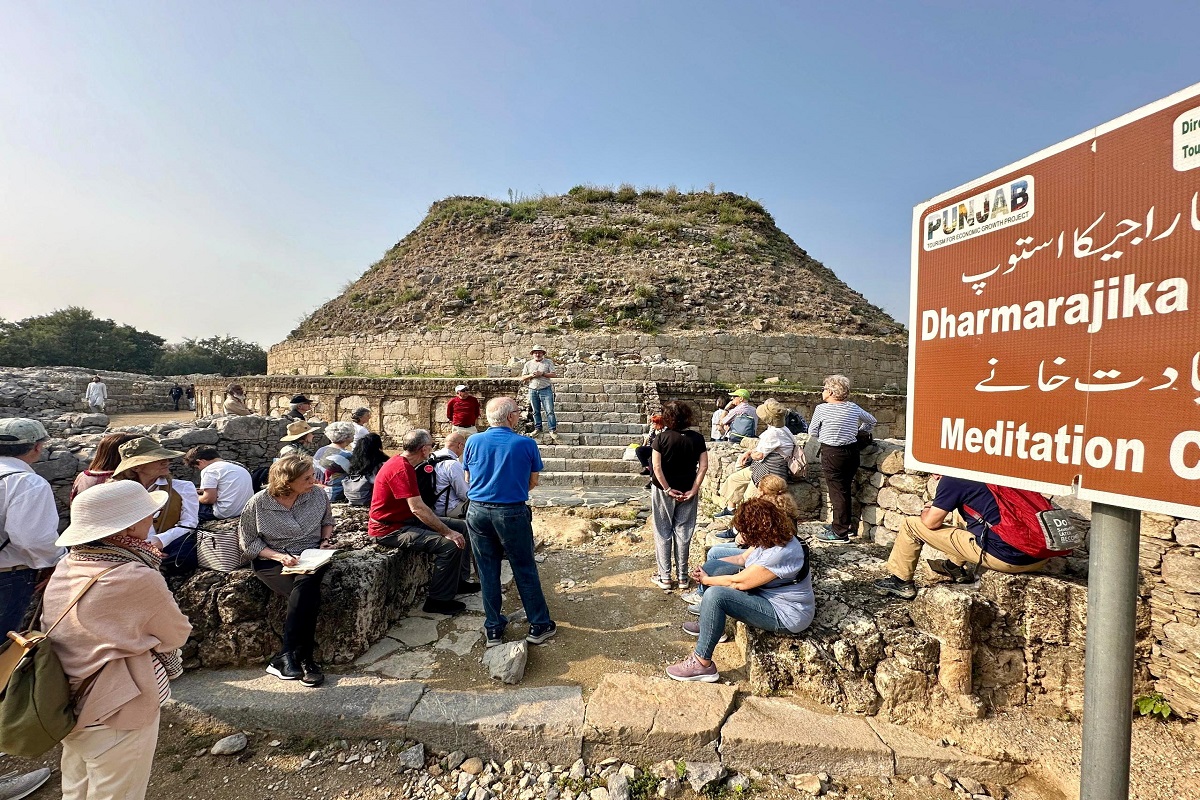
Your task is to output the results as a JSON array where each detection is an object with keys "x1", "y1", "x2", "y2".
[
  {"x1": 238, "y1": 488, "x2": 333, "y2": 560},
  {"x1": 808, "y1": 402, "x2": 876, "y2": 447}
]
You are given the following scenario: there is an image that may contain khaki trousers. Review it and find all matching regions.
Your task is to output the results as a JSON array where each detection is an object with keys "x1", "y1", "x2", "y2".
[
  {"x1": 886, "y1": 515, "x2": 1047, "y2": 582},
  {"x1": 720, "y1": 467, "x2": 759, "y2": 509},
  {"x1": 61, "y1": 711, "x2": 160, "y2": 800}
]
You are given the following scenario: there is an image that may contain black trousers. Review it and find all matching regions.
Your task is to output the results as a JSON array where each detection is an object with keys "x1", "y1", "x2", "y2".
[
  {"x1": 820, "y1": 443, "x2": 859, "y2": 537},
  {"x1": 253, "y1": 559, "x2": 328, "y2": 657},
  {"x1": 635, "y1": 445, "x2": 653, "y2": 470},
  {"x1": 375, "y1": 518, "x2": 468, "y2": 601}
]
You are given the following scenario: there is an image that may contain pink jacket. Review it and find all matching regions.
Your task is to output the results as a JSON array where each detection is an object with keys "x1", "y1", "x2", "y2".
[{"x1": 42, "y1": 558, "x2": 191, "y2": 731}]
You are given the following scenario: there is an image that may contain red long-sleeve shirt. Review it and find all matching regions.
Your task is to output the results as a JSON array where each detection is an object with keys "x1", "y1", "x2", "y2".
[{"x1": 446, "y1": 395, "x2": 481, "y2": 427}]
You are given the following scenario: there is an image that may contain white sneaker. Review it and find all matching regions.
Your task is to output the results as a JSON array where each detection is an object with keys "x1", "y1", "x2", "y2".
[
  {"x1": 649, "y1": 574, "x2": 676, "y2": 590},
  {"x1": 680, "y1": 590, "x2": 703, "y2": 606},
  {"x1": 0, "y1": 769, "x2": 52, "y2": 800}
]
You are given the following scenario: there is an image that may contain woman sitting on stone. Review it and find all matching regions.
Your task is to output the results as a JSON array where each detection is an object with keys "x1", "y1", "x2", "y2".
[
  {"x1": 239, "y1": 453, "x2": 334, "y2": 687},
  {"x1": 809, "y1": 374, "x2": 876, "y2": 542},
  {"x1": 666, "y1": 498, "x2": 814, "y2": 683},
  {"x1": 111, "y1": 436, "x2": 200, "y2": 575},
  {"x1": 713, "y1": 398, "x2": 796, "y2": 523},
  {"x1": 43, "y1": 481, "x2": 192, "y2": 800},
  {"x1": 222, "y1": 384, "x2": 252, "y2": 416},
  {"x1": 313, "y1": 421, "x2": 356, "y2": 503},
  {"x1": 635, "y1": 413, "x2": 665, "y2": 476},
  {"x1": 344, "y1": 433, "x2": 390, "y2": 507},
  {"x1": 70, "y1": 432, "x2": 139, "y2": 501}
]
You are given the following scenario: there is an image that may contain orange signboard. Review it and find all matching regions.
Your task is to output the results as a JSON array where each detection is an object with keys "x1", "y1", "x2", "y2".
[{"x1": 908, "y1": 83, "x2": 1200, "y2": 519}]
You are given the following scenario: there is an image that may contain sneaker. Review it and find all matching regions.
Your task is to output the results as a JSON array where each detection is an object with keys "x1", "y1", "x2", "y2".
[
  {"x1": 873, "y1": 575, "x2": 918, "y2": 600},
  {"x1": 665, "y1": 652, "x2": 720, "y2": 683},
  {"x1": 675, "y1": 578, "x2": 692, "y2": 591},
  {"x1": 687, "y1": 602, "x2": 701, "y2": 616},
  {"x1": 457, "y1": 580, "x2": 482, "y2": 594},
  {"x1": 423, "y1": 598, "x2": 467, "y2": 615},
  {"x1": 682, "y1": 620, "x2": 729, "y2": 642},
  {"x1": 713, "y1": 529, "x2": 736, "y2": 540},
  {"x1": 0, "y1": 769, "x2": 51, "y2": 800},
  {"x1": 650, "y1": 574, "x2": 676, "y2": 590},
  {"x1": 266, "y1": 651, "x2": 302, "y2": 681},
  {"x1": 816, "y1": 526, "x2": 850, "y2": 542},
  {"x1": 526, "y1": 621, "x2": 558, "y2": 645},
  {"x1": 713, "y1": 508, "x2": 734, "y2": 518},
  {"x1": 639, "y1": 467, "x2": 651, "y2": 476},
  {"x1": 680, "y1": 590, "x2": 703, "y2": 606},
  {"x1": 485, "y1": 615, "x2": 509, "y2": 648},
  {"x1": 928, "y1": 559, "x2": 975, "y2": 584},
  {"x1": 299, "y1": 656, "x2": 325, "y2": 688}
]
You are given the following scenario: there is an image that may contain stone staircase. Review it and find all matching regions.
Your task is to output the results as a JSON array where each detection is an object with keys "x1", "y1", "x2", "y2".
[{"x1": 533, "y1": 382, "x2": 649, "y2": 489}]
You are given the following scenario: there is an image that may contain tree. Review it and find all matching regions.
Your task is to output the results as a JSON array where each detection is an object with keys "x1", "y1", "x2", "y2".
[
  {"x1": 155, "y1": 336, "x2": 267, "y2": 376},
  {"x1": 0, "y1": 307, "x2": 164, "y2": 372}
]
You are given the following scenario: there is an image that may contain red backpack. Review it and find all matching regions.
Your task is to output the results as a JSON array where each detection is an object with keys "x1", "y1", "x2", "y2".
[{"x1": 963, "y1": 484, "x2": 1077, "y2": 560}]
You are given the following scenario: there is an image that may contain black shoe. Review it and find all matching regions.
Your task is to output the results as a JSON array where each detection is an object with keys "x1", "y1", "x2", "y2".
[
  {"x1": 457, "y1": 580, "x2": 481, "y2": 594},
  {"x1": 928, "y1": 559, "x2": 974, "y2": 584},
  {"x1": 873, "y1": 575, "x2": 918, "y2": 600},
  {"x1": 526, "y1": 621, "x2": 558, "y2": 645},
  {"x1": 299, "y1": 656, "x2": 325, "y2": 687},
  {"x1": 423, "y1": 598, "x2": 467, "y2": 615},
  {"x1": 639, "y1": 467, "x2": 651, "y2": 476},
  {"x1": 266, "y1": 651, "x2": 302, "y2": 681}
]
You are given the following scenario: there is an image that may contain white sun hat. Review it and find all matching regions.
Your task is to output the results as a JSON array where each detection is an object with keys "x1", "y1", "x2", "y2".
[{"x1": 57, "y1": 482, "x2": 169, "y2": 547}]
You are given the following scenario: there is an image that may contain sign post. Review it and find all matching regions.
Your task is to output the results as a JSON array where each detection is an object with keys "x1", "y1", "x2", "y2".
[{"x1": 908, "y1": 83, "x2": 1200, "y2": 799}]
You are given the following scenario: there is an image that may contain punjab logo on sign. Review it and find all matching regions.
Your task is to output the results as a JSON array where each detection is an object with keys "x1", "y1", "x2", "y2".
[{"x1": 908, "y1": 83, "x2": 1200, "y2": 520}]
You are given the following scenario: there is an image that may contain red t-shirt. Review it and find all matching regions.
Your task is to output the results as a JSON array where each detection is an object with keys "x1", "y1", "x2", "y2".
[
  {"x1": 368, "y1": 456, "x2": 420, "y2": 537},
  {"x1": 446, "y1": 395, "x2": 481, "y2": 427}
]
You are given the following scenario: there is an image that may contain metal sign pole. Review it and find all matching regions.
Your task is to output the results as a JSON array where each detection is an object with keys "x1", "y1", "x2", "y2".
[{"x1": 1079, "y1": 502, "x2": 1141, "y2": 800}]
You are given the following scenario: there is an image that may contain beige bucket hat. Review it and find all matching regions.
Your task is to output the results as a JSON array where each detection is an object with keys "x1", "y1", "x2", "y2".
[
  {"x1": 280, "y1": 419, "x2": 320, "y2": 442},
  {"x1": 111, "y1": 436, "x2": 184, "y2": 477},
  {"x1": 58, "y1": 482, "x2": 168, "y2": 547}
]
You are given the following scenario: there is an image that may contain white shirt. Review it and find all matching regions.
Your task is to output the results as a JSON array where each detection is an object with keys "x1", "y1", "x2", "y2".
[
  {"x1": 754, "y1": 425, "x2": 796, "y2": 459},
  {"x1": 151, "y1": 476, "x2": 200, "y2": 549},
  {"x1": 0, "y1": 457, "x2": 64, "y2": 570},
  {"x1": 199, "y1": 460, "x2": 254, "y2": 519},
  {"x1": 353, "y1": 423, "x2": 370, "y2": 443},
  {"x1": 522, "y1": 358, "x2": 555, "y2": 390},
  {"x1": 85, "y1": 381, "x2": 107, "y2": 406},
  {"x1": 431, "y1": 448, "x2": 469, "y2": 516},
  {"x1": 710, "y1": 410, "x2": 724, "y2": 440}
]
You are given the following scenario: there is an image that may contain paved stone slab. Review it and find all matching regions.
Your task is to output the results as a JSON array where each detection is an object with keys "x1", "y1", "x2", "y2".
[
  {"x1": 355, "y1": 636, "x2": 404, "y2": 667},
  {"x1": 864, "y1": 719, "x2": 1024, "y2": 784},
  {"x1": 435, "y1": 630, "x2": 482, "y2": 656},
  {"x1": 407, "y1": 686, "x2": 584, "y2": 764},
  {"x1": 718, "y1": 697, "x2": 893, "y2": 776},
  {"x1": 583, "y1": 673, "x2": 736, "y2": 762},
  {"x1": 372, "y1": 650, "x2": 437, "y2": 680},
  {"x1": 388, "y1": 616, "x2": 442, "y2": 648},
  {"x1": 168, "y1": 669, "x2": 425, "y2": 737}
]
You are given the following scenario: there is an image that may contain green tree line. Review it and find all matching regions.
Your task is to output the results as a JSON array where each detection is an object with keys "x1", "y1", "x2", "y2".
[{"x1": 0, "y1": 307, "x2": 267, "y2": 376}]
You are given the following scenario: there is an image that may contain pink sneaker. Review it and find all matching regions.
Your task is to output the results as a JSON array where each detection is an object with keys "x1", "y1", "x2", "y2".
[
  {"x1": 666, "y1": 652, "x2": 720, "y2": 682},
  {"x1": 682, "y1": 621, "x2": 728, "y2": 643}
]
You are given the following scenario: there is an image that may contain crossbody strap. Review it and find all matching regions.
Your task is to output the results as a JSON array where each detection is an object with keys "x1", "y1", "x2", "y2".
[{"x1": 41, "y1": 565, "x2": 121, "y2": 638}]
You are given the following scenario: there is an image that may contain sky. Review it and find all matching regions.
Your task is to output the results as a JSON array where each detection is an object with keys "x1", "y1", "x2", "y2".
[{"x1": 2, "y1": 1, "x2": 1198, "y2": 347}]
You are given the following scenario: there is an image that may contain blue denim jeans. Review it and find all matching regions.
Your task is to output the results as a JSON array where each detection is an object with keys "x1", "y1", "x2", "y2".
[
  {"x1": 528, "y1": 387, "x2": 557, "y2": 432},
  {"x1": 695, "y1": 558, "x2": 784, "y2": 659},
  {"x1": 467, "y1": 502, "x2": 552, "y2": 636},
  {"x1": 0, "y1": 568, "x2": 40, "y2": 635},
  {"x1": 696, "y1": 544, "x2": 745, "y2": 595}
]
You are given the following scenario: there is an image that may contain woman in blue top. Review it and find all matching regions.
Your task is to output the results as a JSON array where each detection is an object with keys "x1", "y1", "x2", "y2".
[{"x1": 666, "y1": 498, "x2": 814, "y2": 682}]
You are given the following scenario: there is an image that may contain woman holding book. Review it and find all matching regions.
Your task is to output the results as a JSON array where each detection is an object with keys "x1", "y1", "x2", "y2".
[{"x1": 238, "y1": 453, "x2": 334, "y2": 687}]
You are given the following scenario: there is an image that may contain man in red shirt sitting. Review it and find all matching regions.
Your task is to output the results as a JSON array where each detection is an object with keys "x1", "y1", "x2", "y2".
[
  {"x1": 369, "y1": 429, "x2": 478, "y2": 614},
  {"x1": 446, "y1": 385, "x2": 482, "y2": 437}
]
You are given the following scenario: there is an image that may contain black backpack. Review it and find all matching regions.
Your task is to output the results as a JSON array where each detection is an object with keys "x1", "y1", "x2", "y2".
[
  {"x1": 784, "y1": 410, "x2": 808, "y2": 435},
  {"x1": 415, "y1": 454, "x2": 454, "y2": 509}
]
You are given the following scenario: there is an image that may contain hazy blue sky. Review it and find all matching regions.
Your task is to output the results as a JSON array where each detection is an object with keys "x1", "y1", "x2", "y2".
[{"x1": 2, "y1": 1, "x2": 1197, "y2": 346}]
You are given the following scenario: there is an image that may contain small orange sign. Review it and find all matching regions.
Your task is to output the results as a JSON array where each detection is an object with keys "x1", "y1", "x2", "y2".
[{"x1": 908, "y1": 83, "x2": 1200, "y2": 519}]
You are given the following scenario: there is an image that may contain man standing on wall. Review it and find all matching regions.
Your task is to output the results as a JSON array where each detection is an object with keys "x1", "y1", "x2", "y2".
[
  {"x1": 368, "y1": 429, "x2": 478, "y2": 615},
  {"x1": 0, "y1": 419, "x2": 64, "y2": 637},
  {"x1": 446, "y1": 385, "x2": 482, "y2": 437},
  {"x1": 85, "y1": 375, "x2": 107, "y2": 412},
  {"x1": 520, "y1": 345, "x2": 557, "y2": 440},
  {"x1": 463, "y1": 397, "x2": 556, "y2": 648}
]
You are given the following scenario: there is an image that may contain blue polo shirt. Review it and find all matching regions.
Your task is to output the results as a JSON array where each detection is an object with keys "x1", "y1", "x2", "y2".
[{"x1": 463, "y1": 427, "x2": 544, "y2": 503}]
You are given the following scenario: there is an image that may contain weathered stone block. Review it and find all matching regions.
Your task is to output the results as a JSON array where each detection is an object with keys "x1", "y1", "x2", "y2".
[{"x1": 1163, "y1": 550, "x2": 1200, "y2": 595}]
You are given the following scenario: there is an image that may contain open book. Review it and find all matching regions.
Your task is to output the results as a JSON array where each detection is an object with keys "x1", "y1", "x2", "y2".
[{"x1": 280, "y1": 548, "x2": 335, "y2": 575}]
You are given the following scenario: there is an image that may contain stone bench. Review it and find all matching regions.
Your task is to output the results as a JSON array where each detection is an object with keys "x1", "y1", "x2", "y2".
[{"x1": 171, "y1": 507, "x2": 433, "y2": 669}]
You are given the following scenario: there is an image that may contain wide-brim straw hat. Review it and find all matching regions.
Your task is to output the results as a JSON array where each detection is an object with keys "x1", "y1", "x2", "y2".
[
  {"x1": 111, "y1": 436, "x2": 184, "y2": 476},
  {"x1": 57, "y1": 482, "x2": 168, "y2": 547},
  {"x1": 280, "y1": 420, "x2": 320, "y2": 442}
]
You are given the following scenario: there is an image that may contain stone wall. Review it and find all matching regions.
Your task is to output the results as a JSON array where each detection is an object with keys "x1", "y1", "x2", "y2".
[
  {"x1": 0, "y1": 366, "x2": 206, "y2": 417},
  {"x1": 267, "y1": 330, "x2": 908, "y2": 391},
  {"x1": 702, "y1": 437, "x2": 1200, "y2": 721}
]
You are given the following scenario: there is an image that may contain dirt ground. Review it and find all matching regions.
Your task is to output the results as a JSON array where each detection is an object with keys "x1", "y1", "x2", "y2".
[{"x1": 106, "y1": 409, "x2": 199, "y2": 428}]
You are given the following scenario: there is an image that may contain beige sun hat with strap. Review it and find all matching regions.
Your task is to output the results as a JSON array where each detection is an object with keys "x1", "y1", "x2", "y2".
[
  {"x1": 57, "y1": 481, "x2": 168, "y2": 547},
  {"x1": 280, "y1": 419, "x2": 320, "y2": 442},
  {"x1": 111, "y1": 436, "x2": 184, "y2": 477}
]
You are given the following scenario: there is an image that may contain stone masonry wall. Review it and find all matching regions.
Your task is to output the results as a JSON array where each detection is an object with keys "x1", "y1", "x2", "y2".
[
  {"x1": 0, "y1": 366, "x2": 206, "y2": 417},
  {"x1": 268, "y1": 330, "x2": 908, "y2": 391},
  {"x1": 702, "y1": 437, "x2": 1200, "y2": 721}
]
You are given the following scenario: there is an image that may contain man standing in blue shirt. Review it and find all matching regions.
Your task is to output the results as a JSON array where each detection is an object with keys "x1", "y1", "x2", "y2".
[{"x1": 463, "y1": 396, "x2": 556, "y2": 648}]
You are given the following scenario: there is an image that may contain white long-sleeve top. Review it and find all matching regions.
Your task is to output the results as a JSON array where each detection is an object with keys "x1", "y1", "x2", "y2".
[
  {"x1": 150, "y1": 476, "x2": 200, "y2": 549},
  {"x1": 0, "y1": 456, "x2": 65, "y2": 570},
  {"x1": 432, "y1": 448, "x2": 469, "y2": 516},
  {"x1": 84, "y1": 381, "x2": 107, "y2": 406}
]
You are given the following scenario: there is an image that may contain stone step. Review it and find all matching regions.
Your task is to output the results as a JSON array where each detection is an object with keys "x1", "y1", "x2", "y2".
[
  {"x1": 537, "y1": 471, "x2": 650, "y2": 488},
  {"x1": 546, "y1": 411, "x2": 645, "y2": 425},
  {"x1": 550, "y1": 393, "x2": 645, "y2": 405},
  {"x1": 541, "y1": 432, "x2": 649, "y2": 447},
  {"x1": 554, "y1": 382, "x2": 645, "y2": 394},
  {"x1": 537, "y1": 445, "x2": 631, "y2": 460},
  {"x1": 552, "y1": 421, "x2": 645, "y2": 435},
  {"x1": 551, "y1": 402, "x2": 644, "y2": 415},
  {"x1": 539, "y1": 457, "x2": 643, "y2": 474}
]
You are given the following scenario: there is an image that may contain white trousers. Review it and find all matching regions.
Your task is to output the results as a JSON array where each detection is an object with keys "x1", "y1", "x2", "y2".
[{"x1": 60, "y1": 711, "x2": 160, "y2": 800}]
